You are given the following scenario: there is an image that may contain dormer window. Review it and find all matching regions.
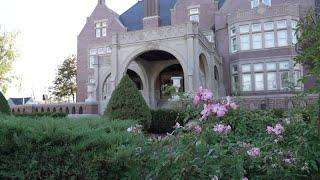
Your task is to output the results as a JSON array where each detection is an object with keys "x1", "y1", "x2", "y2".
[
  {"x1": 251, "y1": 0, "x2": 259, "y2": 8},
  {"x1": 189, "y1": 8, "x2": 199, "y2": 23},
  {"x1": 95, "y1": 21, "x2": 107, "y2": 38},
  {"x1": 251, "y1": 0, "x2": 271, "y2": 9}
]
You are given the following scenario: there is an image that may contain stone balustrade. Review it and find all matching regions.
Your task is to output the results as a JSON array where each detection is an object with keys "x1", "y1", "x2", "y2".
[{"x1": 10, "y1": 103, "x2": 99, "y2": 115}]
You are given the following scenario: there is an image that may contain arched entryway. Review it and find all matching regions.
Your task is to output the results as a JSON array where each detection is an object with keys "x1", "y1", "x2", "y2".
[
  {"x1": 127, "y1": 69, "x2": 143, "y2": 90},
  {"x1": 121, "y1": 49, "x2": 186, "y2": 108}
]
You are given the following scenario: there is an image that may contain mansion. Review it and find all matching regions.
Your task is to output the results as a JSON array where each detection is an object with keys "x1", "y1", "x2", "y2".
[{"x1": 77, "y1": 0, "x2": 316, "y2": 114}]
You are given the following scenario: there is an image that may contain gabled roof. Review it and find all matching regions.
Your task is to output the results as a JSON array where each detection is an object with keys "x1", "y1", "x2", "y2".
[
  {"x1": 120, "y1": 0, "x2": 178, "y2": 31},
  {"x1": 9, "y1": 97, "x2": 31, "y2": 106},
  {"x1": 119, "y1": 0, "x2": 226, "y2": 31}
]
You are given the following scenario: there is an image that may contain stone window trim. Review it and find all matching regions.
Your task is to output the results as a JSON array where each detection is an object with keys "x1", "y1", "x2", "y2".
[
  {"x1": 188, "y1": 5, "x2": 200, "y2": 23},
  {"x1": 230, "y1": 59, "x2": 303, "y2": 93}
]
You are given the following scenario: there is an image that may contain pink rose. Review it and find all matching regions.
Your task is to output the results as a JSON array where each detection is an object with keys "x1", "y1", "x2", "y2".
[
  {"x1": 247, "y1": 147, "x2": 261, "y2": 157},
  {"x1": 229, "y1": 102, "x2": 239, "y2": 110}
]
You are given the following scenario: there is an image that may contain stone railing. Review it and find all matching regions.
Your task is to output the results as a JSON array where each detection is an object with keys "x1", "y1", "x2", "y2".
[
  {"x1": 10, "y1": 103, "x2": 99, "y2": 115},
  {"x1": 228, "y1": 4, "x2": 300, "y2": 25},
  {"x1": 117, "y1": 23, "x2": 188, "y2": 45},
  {"x1": 198, "y1": 30, "x2": 214, "y2": 50}
]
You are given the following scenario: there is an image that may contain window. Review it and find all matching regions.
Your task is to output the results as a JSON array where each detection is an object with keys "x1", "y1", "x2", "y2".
[
  {"x1": 95, "y1": 21, "x2": 107, "y2": 38},
  {"x1": 291, "y1": 20, "x2": 298, "y2": 44},
  {"x1": 206, "y1": 35, "x2": 214, "y2": 43},
  {"x1": 265, "y1": 32, "x2": 275, "y2": 48},
  {"x1": 89, "y1": 56, "x2": 96, "y2": 69},
  {"x1": 254, "y1": 63, "x2": 263, "y2": 72},
  {"x1": 242, "y1": 64, "x2": 251, "y2": 73},
  {"x1": 240, "y1": 25, "x2": 250, "y2": 34},
  {"x1": 276, "y1": 20, "x2": 287, "y2": 29},
  {"x1": 267, "y1": 72, "x2": 277, "y2": 90},
  {"x1": 189, "y1": 8, "x2": 199, "y2": 23},
  {"x1": 98, "y1": 47, "x2": 106, "y2": 55},
  {"x1": 263, "y1": 0, "x2": 271, "y2": 6},
  {"x1": 89, "y1": 79, "x2": 95, "y2": 84},
  {"x1": 266, "y1": 62, "x2": 276, "y2": 71},
  {"x1": 252, "y1": 24, "x2": 261, "y2": 32},
  {"x1": 232, "y1": 65, "x2": 238, "y2": 74},
  {"x1": 280, "y1": 72, "x2": 289, "y2": 89},
  {"x1": 240, "y1": 35, "x2": 250, "y2": 50},
  {"x1": 294, "y1": 70, "x2": 302, "y2": 89},
  {"x1": 230, "y1": 28, "x2": 236, "y2": 36},
  {"x1": 242, "y1": 74, "x2": 252, "y2": 91},
  {"x1": 251, "y1": 0, "x2": 259, "y2": 8},
  {"x1": 277, "y1": 30, "x2": 288, "y2": 46},
  {"x1": 279, "y1": 61, "x2": 290, "y2": 70},
  {"x1": 231, "y1": 37, "x2": 237, "y2": 52},
  {"x1": 106, "y1": 47, "x2": 112, "y2": 54},
  {"x1": 264, "y1": 22, "x2": 274, "y2": 31},
  {"x1": 90, "y1": 48, "x2": 97, "y2": 55},
  {"x1": 232, "y1": 75, "x2": 239, "y2": 92},
  {"x1": 291, "y1": 20, "x2": 298, "y2": 29},
  {"x1": 255, "y1": 73, "x2": 264, "y2": 91},
  {"x1": 252, "y1": 33, "x2": 262, "y2": 49}
]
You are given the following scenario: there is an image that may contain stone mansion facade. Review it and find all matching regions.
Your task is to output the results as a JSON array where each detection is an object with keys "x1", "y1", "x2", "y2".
[{"x1": 77, "y1": 0, "x2": 316, "y2": 114}]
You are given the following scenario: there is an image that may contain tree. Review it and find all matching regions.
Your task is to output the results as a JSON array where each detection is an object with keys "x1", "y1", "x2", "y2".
[
  {"x1": 50, "y1": 55, "x2": 77, "y2": 102},
  {"x1": 0, "y1": 91, "x2": 10, "y2": 115},
  {"x1": 105, "y1": 75, "x2": 151, "y2": 130},
  {"x1": 0, "y1": 28, "x2": 18, "y2": 93},
  {"x1": 295, "y1": 7, "x2": 320, "y2": 130}
]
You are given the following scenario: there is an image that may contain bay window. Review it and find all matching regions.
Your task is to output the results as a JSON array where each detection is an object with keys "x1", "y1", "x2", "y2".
[
  {"x1": 291, "y1": 20, "x2": 298, "y2": 44},
  {"x1": 240, "y1": 25, "x2": 250, "y2": 34},
  {"x1": 277, "y1": 30, "x2": 288, "y2": 46},
  {"x1": 265, "y1": 32, "x2": 275, "y2": 48},
  {"x1": 280, "y1": 72, "x2": 289, "y2": 89},
  {"x1": 276, "y1": 20, "x2": 287, "y2": 29},
  {"x1": 263, "y1": 0, "x2": 271, "y2": 6},
  {"x1": 252, "y1": 33, "x2": 262, "y2": 49},
  {"x1": 255, "y1": 73, "x2": 265, "y2": 91},
  {"x1": 231, "y1": 37, "x2": 237, "y2": 52},
  {"x1": 264, "y1": 22, "x2": 274, "y2": 31},
  {"x1": 251, "y1": 0, "x2": 259, "y2": 8},
  {"x1": 242, "y1": 74, "x2": 252, "y2": 91},
  {"x1": 267, "y1": 72, "x2": 277, "y2": 90},
  {"x1": 242, "y1": 64, "x2": 251, "y2": 73},
  {"x1": 240, "y1": 35, "x2": 250, "y2": 50},
  {"x1": 252, "y1": 24, "x2": 261, "y2": 32}
]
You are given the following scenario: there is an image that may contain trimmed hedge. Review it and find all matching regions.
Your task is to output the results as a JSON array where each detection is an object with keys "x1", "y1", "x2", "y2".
[
  {"x1": 105, "y1": 75, "x2": 151, "y2": 129},
  {"x1": 14, "y1": 112, "x2": 67, "y2": 118},
  {"x1": 148, "y1": 109, "x2": 185, "y2": 134},
  {"x1": 0, "y1": 91, "x2": 10, "y2": 115}
]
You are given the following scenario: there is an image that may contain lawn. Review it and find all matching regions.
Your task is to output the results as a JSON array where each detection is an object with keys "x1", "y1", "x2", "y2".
[{"x1": 0, "y1": 107, "x2": 319, "y2": 179}]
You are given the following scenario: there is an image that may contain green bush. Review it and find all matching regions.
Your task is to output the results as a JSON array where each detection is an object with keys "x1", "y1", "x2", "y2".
[
  {"x1": 14, "y1": 112, "x2": 67, "y2": 118},
  {"x1": 0, "y1": 116, "x2": 145, "y2": 179},
  {"x1": 0, "y1": 91, "x2": 10, "y2": 115},
  {"x1": 105, "y1": 75, "x2": 151, "y2": 129},
  {"x1": 148, "y1": 109, "x2": 185, "y2": 134}
]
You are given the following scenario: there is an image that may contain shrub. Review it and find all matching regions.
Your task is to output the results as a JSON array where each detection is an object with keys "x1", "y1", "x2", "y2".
[
  {"x1": 0, "y1": 91, "x2": 10, "y2": 115},
  {"x1": 105, "y1": 75, "x2": 151, "y2": 129},
  {"x1": 148, "y1": 109, "x2": 185, "y2": 134},
  {"x1": 14, "y1": 112, "x2": 67, "y2": 118},
  {"x1": 0, "y1": 116, "x2": 145, "y2": 179}
]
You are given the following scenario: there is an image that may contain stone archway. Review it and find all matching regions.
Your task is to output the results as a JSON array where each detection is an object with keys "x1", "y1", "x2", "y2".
[{"x1": 102, "y1": 74, "x2": 112, "y2": 101}]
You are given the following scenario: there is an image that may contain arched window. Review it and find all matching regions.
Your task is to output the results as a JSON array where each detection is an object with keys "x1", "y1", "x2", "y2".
[
  {"x1": 214, "y1": 66, "x2": 219, "y2": 81},
  {"x1": 127, "y1": 69, "x2": 143, "y2": 90},
  {"x1": 66, "y1": 107, "x2": 69, "y2": 114},
  {"x1": 47, "y1": 108, "x2": 50, "y2": 112},
  {"x1": 53, "y1": 107, "x2": 56, "y2": 113},
  {"x1": 59, "y1": 107, "x2": 63, "y2": 113},
  {"x1": 12, "y1": 109, "x2": 15, "y2": 113},
  {"x1": 41, "y1": 108, "x2": 44, "y2": 112}
]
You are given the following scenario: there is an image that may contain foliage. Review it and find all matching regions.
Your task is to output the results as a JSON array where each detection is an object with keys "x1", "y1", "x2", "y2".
[
  {"x1": 50, "y1": 55, "x2": 77, "y2": 102},
  {"x1": 0, "y1": 91, "x2": 10, "y2": 114},
  {"x1": 105, "y1": 75, "x2": 151, "y2": 129},
  {"x1": 0, "y1": 116, "x2": 146, "y2": 179},
  {"x1": 14, "y1": 112, "x2": 67, "y2": 118},
  {"x1": 0, "y1": 29, "x2": 18, "y2": 93},
  {"x1": 139, "y1": 107, "x2": 320, "y2": 179},
  {"x1": 148, "y1": 109, "x2": 185, "y2": 134},
  {"x1": 295, "y1": 8, "x2": 320, "y2": 130}
]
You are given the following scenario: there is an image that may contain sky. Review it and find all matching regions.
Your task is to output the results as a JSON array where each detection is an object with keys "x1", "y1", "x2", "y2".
[{"x1": 0, "y1": 0, "x2": 138, "y2": 100}]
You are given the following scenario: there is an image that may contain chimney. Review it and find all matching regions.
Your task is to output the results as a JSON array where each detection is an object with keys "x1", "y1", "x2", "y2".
[
  {"x1": 98, "y1": 0, "x2": 105, "y2": 5},
  {"x1": 143, "y1": 0, "x2": 160, "y2": 28}
]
